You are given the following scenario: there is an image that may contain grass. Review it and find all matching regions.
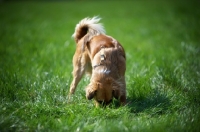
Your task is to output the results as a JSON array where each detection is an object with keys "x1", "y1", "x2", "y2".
[{"x1": 0, "y1": 0, "x2": 200, "y2": 131}]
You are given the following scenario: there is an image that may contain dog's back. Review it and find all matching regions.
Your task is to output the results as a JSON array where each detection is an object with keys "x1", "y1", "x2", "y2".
[{"x1": 87, "y1": 34, "x2": 125, "y2": 60}]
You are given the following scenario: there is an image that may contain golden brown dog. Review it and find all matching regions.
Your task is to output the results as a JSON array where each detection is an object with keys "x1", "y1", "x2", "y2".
[{"x1": 69, "y1": 16, "x2": 126, "y2": 107}]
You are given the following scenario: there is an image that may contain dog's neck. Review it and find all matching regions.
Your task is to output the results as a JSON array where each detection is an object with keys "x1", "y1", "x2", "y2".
[
  {"x1": 94, "y1": 67, "x2": 111, "y2": 75},
  {"x1": 91, "y1": 67, "x2": 111, "y2": 85}
]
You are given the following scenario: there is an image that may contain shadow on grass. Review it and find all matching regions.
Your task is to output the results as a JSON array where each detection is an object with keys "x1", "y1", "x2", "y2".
[{"x1": 126, "y1": 89, "x2": 171, "y2": 115}]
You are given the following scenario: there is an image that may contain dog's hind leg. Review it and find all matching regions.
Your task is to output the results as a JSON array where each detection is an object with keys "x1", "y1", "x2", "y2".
[
  {"x1": 69, "y1": 52, "x2": 88, "y2": 95},
  {"x1": 69, "y1": 70, "x2": 84, "y2": 94}
]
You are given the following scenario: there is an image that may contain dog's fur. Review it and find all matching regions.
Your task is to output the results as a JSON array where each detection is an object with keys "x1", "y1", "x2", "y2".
[{"x1": 69, "y1": 16, "x2": 126, "y2": 107}]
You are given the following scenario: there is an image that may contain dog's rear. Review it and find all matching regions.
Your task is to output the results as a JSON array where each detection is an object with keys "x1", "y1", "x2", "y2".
[
  {"x1": 69, "y1": 16, "x2": 126, "y2": 107},
  {"x1": 72, "y1": 16, "x2": 105, "y2": 45},
  {"x1": 69, "y1": 17, "x2": 106, "y2": 94}
]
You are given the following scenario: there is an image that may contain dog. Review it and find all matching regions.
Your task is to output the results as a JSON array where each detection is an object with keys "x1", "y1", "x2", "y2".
[{"x1": 69, "y1": 16, "x2": 126, "y2": 107}]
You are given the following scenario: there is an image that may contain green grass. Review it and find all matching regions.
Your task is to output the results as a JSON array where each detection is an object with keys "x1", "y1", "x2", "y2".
[{"x1": 0, "y1": 0, "x2": 200, "y2": 131}]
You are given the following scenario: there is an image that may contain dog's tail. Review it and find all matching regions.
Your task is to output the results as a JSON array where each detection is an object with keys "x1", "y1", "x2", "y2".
[{"x1": 72, "y1": 16, "x2": 105, "y2": 43}]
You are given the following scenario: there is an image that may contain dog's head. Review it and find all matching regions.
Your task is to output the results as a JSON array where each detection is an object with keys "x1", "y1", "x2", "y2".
[{"x1": 86, "y1": 77, "x2": 120, "y2": 106}]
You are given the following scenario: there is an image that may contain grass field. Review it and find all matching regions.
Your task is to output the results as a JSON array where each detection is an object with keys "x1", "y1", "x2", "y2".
[{"x1": 0, "y1": 0, "x2": 200, "y2": 131}]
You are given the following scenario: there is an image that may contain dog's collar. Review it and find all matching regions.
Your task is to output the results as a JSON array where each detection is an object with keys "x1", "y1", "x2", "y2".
[{"x1": 93, "y1": 63, "x2": 103, "y2": 69}]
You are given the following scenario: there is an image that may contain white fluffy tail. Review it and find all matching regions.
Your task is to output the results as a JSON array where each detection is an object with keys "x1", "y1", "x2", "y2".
[{"x1": 72, "y1": 16, "x2": 105, "y2": 43}]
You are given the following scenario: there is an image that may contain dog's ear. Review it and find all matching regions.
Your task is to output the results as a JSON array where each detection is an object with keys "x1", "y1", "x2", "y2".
[
  {"x1": 113, "y1": 89, "x2": 120, "y2": 99},
  {"x1": 86, "y1": 83, "x2": 98, "y2": 100},
  {"x1": 111, "y1": 80, "x2": 121, "y2": 99},
  {"x1": 87, "y1": 90, "x2": 96, "y2": 100}
]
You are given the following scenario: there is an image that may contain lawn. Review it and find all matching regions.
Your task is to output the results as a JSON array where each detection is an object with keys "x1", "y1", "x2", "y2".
[{"x1": 0, "y1": 0, "x2": 200, "y2": 131}]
